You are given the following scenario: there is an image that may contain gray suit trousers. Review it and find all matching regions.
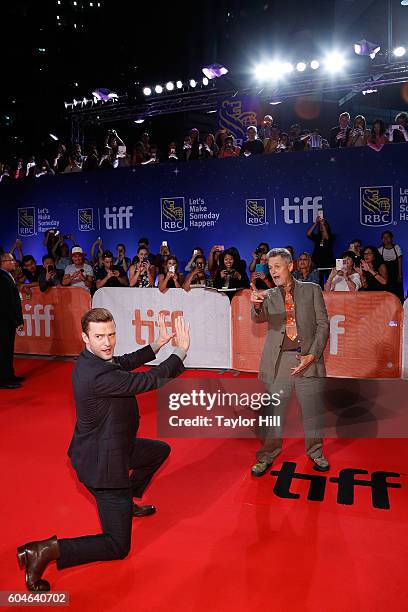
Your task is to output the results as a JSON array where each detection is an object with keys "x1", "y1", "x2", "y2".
[{"x1": 256, "y1": 351, "x2": 326, "y2": 463}]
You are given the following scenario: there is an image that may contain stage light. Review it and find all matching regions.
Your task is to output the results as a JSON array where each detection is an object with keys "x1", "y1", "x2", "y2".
[
  {"x1": 310, "y1": 60, "x2": 320, "y2": 70},
  {"x1": 154, "y1": 85, "x2": 163, "y2": 94},
  {"x1": 165, "y1": 81, "x2": 174, "y2": 91},
  {"x1": 189, "y1": 79, "x2": 197, "y2": 87},
  {"x1": 176, "y1": 80, "x2": 183, "y2": 89},
  {"x1": 49, "y1": 133, "x2": 58, "y2": 141},
  {"x1": 393, "y1": 46, "x2": 406, "y2": 57},
  {"x1": 143, "y1": 87, "x2": 152, "y2": 96},
  {"x1": 202, "y1": 77, "x2": 209, "y2": 85},
  {"x1": 202, "y1": 63, "x2": 228, "y2": 79},
  {"x1": 401, "y1": 1, "x2": 408, "y2": 6},
  {"x1": 269, "y1": 100, "x2": 282, "y2": 105},
  {"x1": 134, "y1": 118, "x2": 145, "y2": 124},
  {"x1": 354, "y1": 39, "x2": 380, "y2": 59},
  {"x1": 254, "y1": 63, "x2": 271, "y2": 80},
  {"x1": 296, "y1": 62, "x2": 307, "y2": 72},
  {"x1": 92, "y1": 88, "x2": 118, "y2": 101},
  {"x1": 281, "y1": 62, "x2": 293, "y2": 73},
  {"x1": 323, "y1": 52, "x2": 345, "y2": 72}
]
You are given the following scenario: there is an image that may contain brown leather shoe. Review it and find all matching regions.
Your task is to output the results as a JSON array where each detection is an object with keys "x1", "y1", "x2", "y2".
[
  {"x1": 17, "y1": 535, "x2": 60, "y2": 592},
  {"x1": 132, "y1": 503, "x2": 156, "y2": 517}
]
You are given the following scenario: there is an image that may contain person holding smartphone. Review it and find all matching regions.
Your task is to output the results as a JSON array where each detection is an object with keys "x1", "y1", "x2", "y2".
[
  {"x1": 324, "y1": 251, "x2": 361, "y2": 292},
  {"x1": 185, "y1": 247, "x2": 205, "y2": 272},
  {"x1": 129, "y1": 247, "x2": 156, "y2": 288},
  {"x1": 250, "y1": 252, "x2": 275, "y2": 290},
  {"x1": 39, "y1": 255, "x2": 62, "y2": 292},
  {"x1": 183, "y1": 255, "x2": 210, "y2": 291},
  {"x1": 158, "y1": 256, "x2": 184, "y2": 292}
]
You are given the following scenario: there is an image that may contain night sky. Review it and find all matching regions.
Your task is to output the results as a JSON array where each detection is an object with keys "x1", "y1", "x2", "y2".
[{"x1": 1, "y1": 0, "x2": 407, "y2": 157}]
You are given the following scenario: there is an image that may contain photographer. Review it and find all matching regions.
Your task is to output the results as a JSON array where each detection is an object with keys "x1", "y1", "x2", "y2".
[
  {"x1": 208, "y1": 244, "x2": 225, "y2": 278},
  {"x1": 306, "y1": 215, "x2": 335, "y2": 286},
  {"x1": 329, "y1": 112, "x2": 351, "y2": 148},
  {"x1": 347, "y1": 115, "x2": 370, "y2": 148},
  {"x1": 62, "y1": 246, "x2": 94, "y2": 292},
  {"x1": 158, "y1": 256, "x2": 184, "y2": 292},
  {"x1": 201, "y1": 134, "x2": 219, "y2": 159},
  {"x1": 39, "y1": 255, "x2": 63, "y2": 292},
  {"x1": 183, "y1": 254, "x2": 210, "y2": 291},
  {"x1": 129, "y1": 247, "x2": 156, "y2": 288},
  {"x1": 185, "y1": 246, "x2": 205, "y2": 272},
  {"x1": 250, "y1": 252, "x2": 274, "y2": 290},
  {"x1": 324, "y1": 251, "x2": 361, "y2": 292},
  {"x1": 356, "y1": 246, "x2": 388, "y2": 291},
  {"x1": 213, "y1": 248, "x2": 250, "y2": 294},
  {"x1": 95, "y1": 250, "x2": 128, "y2": 289},
  {"x1": 114, "y1": 243, "x2": 130, "y2": 275},
  {"x1": 387, "y1": 112, "x2": 408, "y2": 144},
  {"x1": 249, "y1": 242, "x2": 270, "y2": 273},
  {"x1": 52, "y1": 233, "x2": 77, "y2": 270}
]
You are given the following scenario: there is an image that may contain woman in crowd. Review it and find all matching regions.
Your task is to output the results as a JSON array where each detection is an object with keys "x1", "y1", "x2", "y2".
[
  {"x1": 185, "y1": 247, "x2": 205, "y2": 272},
  {"x1": 306, "y1": 215, "x2": 335, "y2": 286},
  {"x1": 202, "y1": 134, "x2": 219, "y2": 159},
  {"x1": 156, "y1": 242, "x2": 171, "y2": 275},
  {"x1": 378, "y1": 231, "x2": 403, "y2": 301},
  {"x1": 189, "y1": 128, "x2": 201, "y2": 161},
  {"x1": 357, "y1": 246, "x2": 388, "y2": 291},
  {"x1": 158, "y1": 255, "x2": 184, "y2": 292},
  {"x1": 250, "y1": 252, "x2": 274, "y2": 290},
  {"x1": 129, "y1": 246, "x2": 156, "y2": 288},
  {"x1": 218, "y1": 135, "x2": 241, "y2": 158},
  {"x1": 324, "y1": 251, "x2": 361, "y2": 292},
  {"x1": 183, "y1": 254, "x2": 210, "y2": 290},
  {"x1": 367, "y1": 119, "x2": 389, "y2": 149},
  {"x1": 213, "y1": 248, "x2": 250, "y2": 294},
  {"x1": 249, "y1": 242, "x2": 270, "y2": 273},
  {"x1": 293, "y1": 252, "x2": 319, "y2": 283},
  {"x1": 347, "y1": 115, "x2": 370, "y2": 147}
]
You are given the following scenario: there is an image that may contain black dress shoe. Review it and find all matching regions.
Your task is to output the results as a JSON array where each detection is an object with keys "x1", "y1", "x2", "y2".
[
  {"x1": 11, "y1": 376, "x2": 25, "y2": 383},
  {"x1": 17, "y1": 535, "x2": 60, "y2": 592},
  {"x1": 132, "y1": 503, "x2": 156, "y2": 517},
  {"x1": 0, "y1": 382, "x2": 21, "y2": 389}
]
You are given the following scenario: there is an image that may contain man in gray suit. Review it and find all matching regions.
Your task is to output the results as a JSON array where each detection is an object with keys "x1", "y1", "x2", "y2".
[{"x1": 250, "y1": 247, "x2": 329, "y2": 476}]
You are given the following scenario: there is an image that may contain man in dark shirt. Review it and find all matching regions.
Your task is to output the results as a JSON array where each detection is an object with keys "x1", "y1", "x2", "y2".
[
  {"x1": 240, "y1": 126, "x2": 265, "y2": 156},
  {"x1": 329, "y1": 112, "x2": 352, "y2": 148},
  {"x1": 22, "y1": 255, "x2": 43, "y2": 286},
  {"x1": 38, "y1": 255, "x2": 63, "y2": 292},
  {"x1": 17, "y1": 309, "x2": 190, "y2": 591},
  {"x1": 95, "y1": 250, "x2": 129, "y2": 289}
]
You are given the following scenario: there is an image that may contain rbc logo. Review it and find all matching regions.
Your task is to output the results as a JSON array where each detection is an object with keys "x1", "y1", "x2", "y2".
[
  {"x1": 246, "y1": 199, "x2": 267, "y2": 226},
  {"x1": 18, "y1": 207, "x2": 36, "y2": 236},
  {"x1": 360, "y1": 186, "x2": 393, "y2": 227},
  {"x1": 103, "y1": 206, "x2": 134, "y2": 230},
  {"x1": 78, "y1": 208, "x2": 94, "y2": 231},
  {"x1": 281, "y1": 196, "x2": 323, "y2": 224},
  {"x1": 161, "y1": 197, "x2": 186, "y2": 232},
  {"x1": 17, "y1": 304, "x2": 54, "y2": 337}
]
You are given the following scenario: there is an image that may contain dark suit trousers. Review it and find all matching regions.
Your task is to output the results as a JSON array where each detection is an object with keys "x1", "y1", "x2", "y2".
[
  {"x1": 0, "y1": 320, "x2": 16, "y2": 383},
  {"x1": 57, "y1": 439, "x2": 170, "y2": 570}
]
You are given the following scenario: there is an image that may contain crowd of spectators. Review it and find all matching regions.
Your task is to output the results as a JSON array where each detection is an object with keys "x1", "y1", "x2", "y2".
[
  {"x1": 1, "y1": 111, "x2": 407, "y2": 183},
  {"x1": 1, "y1": 220, "x2": 404, "y2": 302}
]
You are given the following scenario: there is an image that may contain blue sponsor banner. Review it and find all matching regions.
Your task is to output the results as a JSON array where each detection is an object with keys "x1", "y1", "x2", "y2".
[{"x1": 0, "y1": 144, "x2": 407, "y2": 288}]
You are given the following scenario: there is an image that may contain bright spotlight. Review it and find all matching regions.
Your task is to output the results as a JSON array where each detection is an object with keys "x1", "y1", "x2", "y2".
[
  {"x1": 354, "y1": 39, "x2": 380, "y2": 59},
  {"x1": 49, "y1": 133, "x2": 58, "y2": 141},
  {"x1": 165, "y1": 81, "x2": 174, "y2": 91},
  {"x1": 310, "y1": 60, "x2": 320, "y2": 70},
  {"x1": 143, "y1": 87, "x2": 152, "y2": 96},
  {"x1": 323, "y1": 52, "x2": 346, "y2": 72},
  {"x1": 154, "y1": 84, "x2": 163, "y2": 94},
  {"x1": 296, "y1": 62, "x2": 307, "y2": 72},
  {"x1": 281, "y1": 62, "x2": 293, "y2": 73},
  {"x1": 202, "y1": 63, "x2": 228, "y2": 79},
  {"x1": 134, "y1": 118, "x2": 145, "y2": 124},
  {"x1": 189, "y1": 79, "x2": 197, "y2": 87},
  {"x1": 176, "y1": 80, "x2": 183, "y2": 89},
  {"x1": 401, "y1": 1, "x2": 408, "y2": 6},
  {"x1": 393, "y1": 46, "x2": 406, "y2": 57},
  {"x1": 254, "y1": 63, "x2": 271, "y2": 80},
  {"x1": 202, "y1": 77, "x2": 209, "y2": 85}
]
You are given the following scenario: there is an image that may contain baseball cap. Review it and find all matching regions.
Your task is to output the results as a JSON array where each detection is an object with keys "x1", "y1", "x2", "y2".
[{"x1": 71, "y1": 246, "x2": 84, "y2": 255}]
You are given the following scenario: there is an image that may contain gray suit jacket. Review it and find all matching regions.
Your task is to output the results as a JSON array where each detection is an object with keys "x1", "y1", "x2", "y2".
[{"x1": 251, "y1": 279, "x2": 329, "y2": 383}]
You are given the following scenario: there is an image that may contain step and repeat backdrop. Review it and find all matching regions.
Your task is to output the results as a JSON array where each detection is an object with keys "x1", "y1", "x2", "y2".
[{"x1": 1, "y1": 144, "x2": 408, "y2": 288}]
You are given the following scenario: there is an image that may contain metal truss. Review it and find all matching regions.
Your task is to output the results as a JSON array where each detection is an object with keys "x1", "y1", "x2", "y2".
[{"x1": 68, "y1": 60, "x2": 408, "y2": 139}]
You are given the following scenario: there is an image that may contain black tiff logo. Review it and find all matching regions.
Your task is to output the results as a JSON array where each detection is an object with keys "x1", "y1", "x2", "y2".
[{"x1": 270, "y1": 462, "x2": 401, "y2": 510}]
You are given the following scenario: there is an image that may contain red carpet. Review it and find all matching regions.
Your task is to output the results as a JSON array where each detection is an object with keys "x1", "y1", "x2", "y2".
[{"x1": 0, "y1": 358, "x2": 407, "y2": 612}]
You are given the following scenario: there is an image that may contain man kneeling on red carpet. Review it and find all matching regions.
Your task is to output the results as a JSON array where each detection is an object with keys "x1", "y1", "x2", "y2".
[{"x1": 17, "y1": 307, "x2": 190, "y2": 592}]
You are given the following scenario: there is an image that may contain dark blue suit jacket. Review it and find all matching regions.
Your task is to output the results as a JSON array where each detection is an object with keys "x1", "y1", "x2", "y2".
[{"x1": 68, "y1": 345, "x2": 184, "y2": 488}]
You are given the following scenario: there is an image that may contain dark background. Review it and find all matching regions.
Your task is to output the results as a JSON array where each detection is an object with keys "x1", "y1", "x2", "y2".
[{"x1": 1, "y1": 0, "x2": 407, "y2": 158}]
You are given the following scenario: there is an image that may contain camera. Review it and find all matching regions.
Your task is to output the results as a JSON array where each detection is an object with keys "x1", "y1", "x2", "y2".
[{"x1": 47, "y1": 265, "x2": 55, "y2": 273}]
